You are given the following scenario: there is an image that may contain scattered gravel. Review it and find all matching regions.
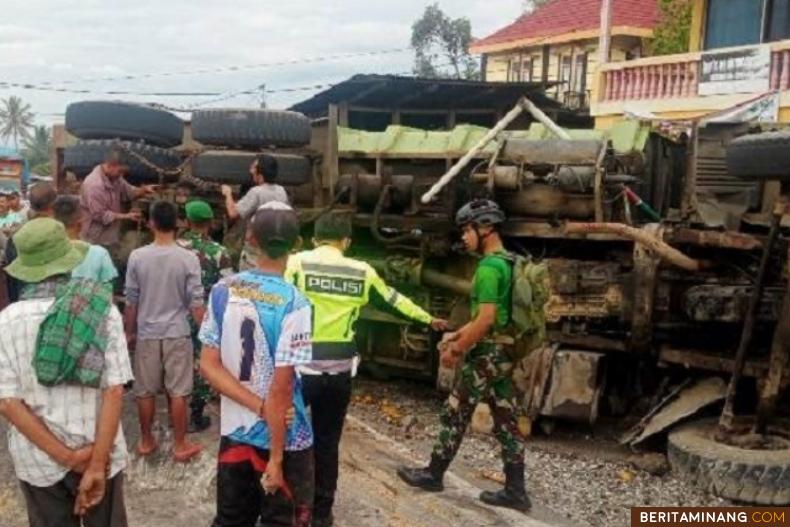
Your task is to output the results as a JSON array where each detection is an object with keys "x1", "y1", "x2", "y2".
[{"x1": 350, "y1": 379, "x2": 731, "y2": 527}]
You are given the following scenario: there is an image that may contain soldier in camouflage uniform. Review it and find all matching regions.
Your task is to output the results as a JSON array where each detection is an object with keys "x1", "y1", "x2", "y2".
[
  {"x1": 398, "y1": 199, "x2": 531, "y2": 512},
  {"x1": 177, "y1": 200, "x2": 233, "y2": 432}
]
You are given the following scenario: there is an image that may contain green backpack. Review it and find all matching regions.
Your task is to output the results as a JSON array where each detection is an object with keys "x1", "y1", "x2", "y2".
[{"x1": 503, "y1": 253, "x2": 550, "y2": 360}]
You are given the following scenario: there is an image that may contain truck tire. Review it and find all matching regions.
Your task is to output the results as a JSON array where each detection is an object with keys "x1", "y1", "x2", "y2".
[
  {"x1": 726, "y1": 131, "x2": 790, "y2": 181},
  {"x1": 65, "y1": 101, "x2": 184, "y2": 148},
  {"x1": 668, "y1": 418, "x2": 790, "y2": 505},
  {"x1": 191, "y1": 109, "x2": 311, "y2": 148},
  {"x1": 63, "y1": 140, "x2": 182, "y2": 183},
  {"x1": 192, "y1": 151, "x2": 312, "y2": 186}
]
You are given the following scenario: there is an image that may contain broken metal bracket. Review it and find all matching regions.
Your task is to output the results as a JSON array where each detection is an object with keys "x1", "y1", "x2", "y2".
[{"x1": 630, "y1": 224, "x2": 663, "y2": 355}]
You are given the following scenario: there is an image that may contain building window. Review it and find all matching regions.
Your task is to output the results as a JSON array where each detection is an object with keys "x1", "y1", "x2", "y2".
[
  {"x1": 507, "y1": 58, "x2": 519, "y2": 81},
  {"x1": 521, "y1": 57, "x2": 533, "y2": 81},
  {"x1": 704, "y1": 0, "x2": 790, "y2": 49},
  {"x1": 558, "y1": 55, "x2": 572, "y2": 96},
  {"x1": 767, "y1": 0, "x2": 790, "y2": 42},
  {"x1": 508, "y1": 56, "x2": 533, "y2": 82},
  {"x1": 705, "y1": 0, "x2": 763, "y2": 49},
  {"x1": 573, "y1": 53, "x2": 588, "y2": 94}
]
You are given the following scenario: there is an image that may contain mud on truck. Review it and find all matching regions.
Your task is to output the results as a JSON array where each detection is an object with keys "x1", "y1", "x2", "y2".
[{"x1": 55, "y1": 99, "x2": 790, "y2": 505}]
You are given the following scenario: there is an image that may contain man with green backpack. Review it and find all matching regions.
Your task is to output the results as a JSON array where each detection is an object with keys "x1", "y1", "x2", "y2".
[{"x1": 398, "y1": 199, "x2": 547, "y2": 513}]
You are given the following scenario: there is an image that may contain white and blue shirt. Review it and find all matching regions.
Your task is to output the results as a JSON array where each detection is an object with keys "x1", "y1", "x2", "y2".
[{"x1": 199, "y1": 270, "x2": 313, "y2": 451}]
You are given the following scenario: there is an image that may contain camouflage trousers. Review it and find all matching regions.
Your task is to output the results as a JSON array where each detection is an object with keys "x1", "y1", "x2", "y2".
[
  {"x1": 431, "y1": 342, "x2": 526, "y2": 465},
  {"x1": 189, "y1": 316, "x2": 212, "y2": 406}
]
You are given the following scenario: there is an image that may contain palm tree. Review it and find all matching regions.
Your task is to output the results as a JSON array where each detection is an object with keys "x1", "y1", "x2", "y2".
[
  {"x1": 22, "y1": 125, "x2": 51, "y2": 169},
  {"x1": 0, "y1": 96, "x2": 35, "y2": 150}
]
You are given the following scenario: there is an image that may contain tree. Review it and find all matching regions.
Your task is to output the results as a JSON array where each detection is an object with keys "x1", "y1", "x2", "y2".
[
  {"x1": 23, "y1": 125, "x2": 52, "y2": 174},
  {"x1": 646, "y1": 0, "x2": 693, "y2": 56},
  {"x1": 0, "y1": 96, "x2": 34, "y2": 150},
  {"x1": 522, "y1": 0, "x2": 552, "y2": 13},
  {"x1": 411, "y1": 4, "x2": 480, "y2": 80}
]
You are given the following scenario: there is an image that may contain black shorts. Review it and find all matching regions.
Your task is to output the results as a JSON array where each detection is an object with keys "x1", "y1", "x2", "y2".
[
  {"x1": 212, "y1": 437, "x2": 314, "y2": 527},
  {"x1": 19, "y1": 471, "x2": 127, "y2": 527}
]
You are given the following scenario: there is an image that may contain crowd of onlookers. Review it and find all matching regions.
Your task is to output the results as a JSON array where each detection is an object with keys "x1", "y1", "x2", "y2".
[
  {"x1": 0, "y1": 149, "x2": 328, "y2": 527},
  {"x1": 0, "y1": 146, "x2": 531, "y2": 527}
]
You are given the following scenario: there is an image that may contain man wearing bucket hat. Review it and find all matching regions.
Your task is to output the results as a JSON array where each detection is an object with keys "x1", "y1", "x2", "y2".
[
  {"x1": 177, "y1": 199, "x2": 233, "y2": 432},
  {"x1": 0, "y1": 218, "x2": 134, "y2": 526}
]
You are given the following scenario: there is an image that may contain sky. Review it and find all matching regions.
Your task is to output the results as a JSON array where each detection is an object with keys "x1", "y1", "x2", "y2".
[{"x1": 0, "y1": 0, "x2": 523, "y2": 134}]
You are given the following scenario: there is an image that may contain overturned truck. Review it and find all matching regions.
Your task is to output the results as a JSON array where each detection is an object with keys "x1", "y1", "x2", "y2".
[
  {"x1": 313, "y1": 101, "x2": 790, "y2": 504},
  {"x1": 55, "y1": 98, "x2": 790, "y2": 504}
]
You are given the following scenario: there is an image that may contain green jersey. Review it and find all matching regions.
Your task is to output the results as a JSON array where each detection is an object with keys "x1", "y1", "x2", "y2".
[{"x1": 471, "y1": 252, "x2": 512, "y2": 330}]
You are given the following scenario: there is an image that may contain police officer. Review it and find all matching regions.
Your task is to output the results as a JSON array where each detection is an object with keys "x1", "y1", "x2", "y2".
[
  {"x1": 397, "y1": 199, "x2": 531, "y2": 512},
  {"x1": 286, "y1": 212, "x2": 448, "y2": 527}
]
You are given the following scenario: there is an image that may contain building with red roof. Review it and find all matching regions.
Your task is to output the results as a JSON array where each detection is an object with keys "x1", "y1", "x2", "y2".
[{"x1": 469, "y1": 0, "x2": 659, "y2": 110}]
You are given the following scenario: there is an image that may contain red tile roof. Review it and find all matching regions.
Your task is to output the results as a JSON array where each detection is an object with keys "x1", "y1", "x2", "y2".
[{"x1": 472, "y1": 0, "x2": 659, "y2": 50}]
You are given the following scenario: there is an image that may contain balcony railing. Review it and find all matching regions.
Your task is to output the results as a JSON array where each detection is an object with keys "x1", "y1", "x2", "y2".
[{"x1": 598, "y1": 42, "x2": 790, "y2": 103}]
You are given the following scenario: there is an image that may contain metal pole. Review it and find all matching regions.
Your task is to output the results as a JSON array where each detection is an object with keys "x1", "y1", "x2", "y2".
[
  {"x1": 420, "y1": 102, "x2": 525, "y2": 204},
  {"x1": 756, "y1": 216, "x2": 790, "y2": 434},
  {"x1": 599, "y1": 0, "x2": 613, "y2": 66},
  {"x1": 719, "y1": 212, "x2": 781, "y2": 432},
  {"x1": 259, "y1": 84, "x2": 267, "y2": 109},
  {"x1": 421, "y1": 268, "x2": 471, "y2": 296},
  {"x1": 421, "y1": 96, "x2": 571, "y2": 204},
  {"x1": 518, "y1": 97, "x2": 572, "y2": 140},
  {"x1": 755, "y1": 274, "x2": 790, "y2": 434},
  {"x1": 564, "y1": 222, "x2": 706, "y2": 271},
  {"x1": 682, "y1": 123, "x2": 700, "y2": 219}
]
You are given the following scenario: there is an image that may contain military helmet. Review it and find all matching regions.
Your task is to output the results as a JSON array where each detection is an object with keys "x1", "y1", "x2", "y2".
[{"x1": 455, "y1": 199, "x2": 505, "y2": 227}]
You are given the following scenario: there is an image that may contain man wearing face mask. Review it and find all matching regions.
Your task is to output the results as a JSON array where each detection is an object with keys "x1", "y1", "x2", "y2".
[{"x1": 397, "y1": 199, "x2": 531, "y2": 513}]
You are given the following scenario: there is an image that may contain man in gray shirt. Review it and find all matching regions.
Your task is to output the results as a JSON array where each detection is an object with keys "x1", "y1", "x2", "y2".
[
  {"x1": 221, "y1": 154, "x2": 289, "y2": 270},
  {"x1": 124, "y1": 201, "x2": 205, "y2": 463}
]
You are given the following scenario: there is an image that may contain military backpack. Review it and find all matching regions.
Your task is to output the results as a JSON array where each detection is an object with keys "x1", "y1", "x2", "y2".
[{"x1": 502, "y1": 252, "x2": 550, "y2": 360}]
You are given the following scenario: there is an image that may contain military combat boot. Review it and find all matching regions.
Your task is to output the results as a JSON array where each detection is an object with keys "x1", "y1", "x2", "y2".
[
  {"x1": 396, "y1": 456, "x2": 450, "y2": 492},
  {"x1": 479, "y1": 463, "x2": 531, "y2": 512},
  {"x1": 188, "y1": 400, "x2": 211, "y2": 433}
]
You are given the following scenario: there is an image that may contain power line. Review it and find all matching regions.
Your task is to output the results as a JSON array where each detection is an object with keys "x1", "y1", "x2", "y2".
[
  {"x1": 0, "y1": 47, "x2": 415, "y2": 97},
  {"x1": 19, "y1": 48, "x2": 412, "y2": 87},
  {"x1": 152, "y1": 60, "x2": 457, "y2": 112},
  {"x1": 30, "y1": 62, "x2": 456, "y2": 117},
  {"x1": 0, "y1": 82, "x2": 224, "y2": 97}
]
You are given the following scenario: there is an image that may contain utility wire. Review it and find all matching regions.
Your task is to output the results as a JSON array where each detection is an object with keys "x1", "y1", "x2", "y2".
[
  {"x1": 0, "y1": 82, "x2": 224, "y2": 97},
  {"x1": 13, "y1": 48, "x2": 411, "y2": 87},
  {"x1": 0, "y1": 48, "x2": 415, "y2": 97},
  {"x1": 0, "y1": 83, "x2": 224, "y2": 96},
  {"x1": 157, "y1": 64, "x2": 446, "y2": 112},
  {"x1": 30, "y1": 62, "x2": 455, "y2": 117}
]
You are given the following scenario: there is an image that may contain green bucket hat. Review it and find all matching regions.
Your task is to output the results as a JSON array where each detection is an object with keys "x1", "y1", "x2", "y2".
[
  {"x1": 185, "y1": 200, "x2": 214, "y2": 222},
  {"x1": 7, "y1": 218, "x2": 89, "y2": 283}
]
